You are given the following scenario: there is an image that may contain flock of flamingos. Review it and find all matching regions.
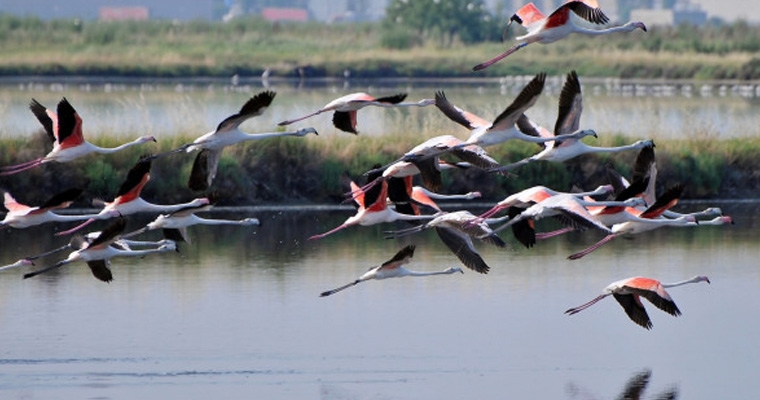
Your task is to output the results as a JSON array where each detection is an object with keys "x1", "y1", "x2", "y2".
[{"x1": 0, "y1": 1, "x2": 732, "y2": 330}]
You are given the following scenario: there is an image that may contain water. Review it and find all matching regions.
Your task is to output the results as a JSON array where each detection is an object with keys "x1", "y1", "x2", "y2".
[
  {"x1": 0, "y1": 202, "x2": 756, "y2": 399},
  {"x1": 0, "y1": 76, "x2": 759, "y2": 140}
]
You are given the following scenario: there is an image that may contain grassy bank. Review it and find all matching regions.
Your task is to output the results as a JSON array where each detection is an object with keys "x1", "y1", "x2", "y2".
[
  {"x1": 0, "y1": 132, "x2": 758, "y2": 208},
  {"x1": 1, "y1": 14, "x2": 760, "y2": 79}
]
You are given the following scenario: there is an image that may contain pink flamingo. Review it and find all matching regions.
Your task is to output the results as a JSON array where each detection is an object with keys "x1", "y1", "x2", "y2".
[
  {"x1": 565, "y1": 275, "x2": 710, "y2": 329},
  {"x1": 180, "y1": 91, "x2": 318, "y2": 191},
  {"x1": 473, "y1": 1, "x2": 646, "y2": 71},
  {"x1": 308, "y1": 178, "x2": 439, "y2": 240},
  {"x1": 56, "y1": 157, "x2": 209, "y2": 236},
  {"x1": 0, "y1": 98, "x2": 156, "y2": 176},
  {"x1": 567, "y1": 184, "x2": 732, "y2": 260},
  {"x1": 384, "y1": 210, "x2": 506, "y2": 274},
  {"x1": 278, "y1": 92, "x2": 434, "y2": 134},
  {"x1": 23, "y1": 218, "x2": 176, "y2": 282},
  {"x1": 319, "y1": 245, "x2": 463, "y2": 297},
  {"x1": 1, "y1": 188, "x2": 100, "y2": 230},
  {"x1": 490, "y1": 71, "x2": 654, "y2": 173}
]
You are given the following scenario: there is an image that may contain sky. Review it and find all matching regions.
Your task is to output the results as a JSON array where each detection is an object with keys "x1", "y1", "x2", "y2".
[
  {"x1": 0, "y1": 0, "x2": 759, "y2": 22},
  {"x1": 691, "y1": 0, "x2": 760, "y2": 23}
]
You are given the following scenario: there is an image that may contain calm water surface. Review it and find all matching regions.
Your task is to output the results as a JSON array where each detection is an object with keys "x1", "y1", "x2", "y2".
[
  {"x1": 0, "y1": 77, "x2": 758, "y2": 140},
  {"x1": 0, "y1": 202, "x2": 757, "y2": 399}
]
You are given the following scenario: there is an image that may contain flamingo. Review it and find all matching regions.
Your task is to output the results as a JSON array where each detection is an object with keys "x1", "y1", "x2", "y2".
[
  {"x1": 0, "y1": 98, "x2": 156, "y2": 176},
  {"x1": 476, "y1": 184, "x2": 614, "y2": 221},
  {"x1": 319, "y1": 245, "x2": 463, "y2": 297},
  {"x1": 278, "y1": 92, "x2": 435, "y2": 134},
  {"x1": 489, "y1": 193, "x2": 646, "y2": 237},
  {"x1": 473, "y1": 0, "x2": 646, "y2": 71},
  {"x1": 125, "y1": 201, "x2": 260, "y2": 244},
  {"x1": 433, "y1": 74, "x2": 591, "y2": 148},
  {"x1": 384, "y1": 210, "x2": 506, "y2": 274},
  {"x1": 308, "y1": 176, "x2": 439, "y2": 240},
  {"x1": 1, "y1": 188, "x2": 100, "y2": 229},
  {"x1": 567, "y1": 184, "x2": 694, "y2": 260},
  {"x1": 23, "y1": 218, "x2": 177, "y2": 282},
  {"x1": 55, "y1": 157, "x2": 209, "y2": 236},
  {"x1": 565, "y1": 275, "x2": 710, "y2": 329},
  {"x1": 490, "y1": 71, "x2": 654, "y2": 173},
  {"x1": 165, "y1": 91, "x2": 318, "y2": 191},
  {"x1": 2, "y1": 229, "x2": 176, "y2": 271},
  {"x1": 379, "y1": 134, "x2": 503, "y2": 192}
]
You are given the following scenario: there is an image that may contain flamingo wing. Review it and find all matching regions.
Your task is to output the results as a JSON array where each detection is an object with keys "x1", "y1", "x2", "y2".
[
  {"x1": 507, "y1": 206, "x2": 537, "y2": 248},
  {"x1": 332, "y1": 111, "x2": 358, "y2": 133},
  {"x1": 639, "y1": 184, "x2": 684, "y2": 219},
  {"x1": 115, "y1": 157, "x2": 152, "y2": 201},
  {"x1": 215, "y1": 91, "x2": 276, "y2": 133},
  {"x1": 163, "y1": 227, "x2": 191, "y2": 244},
  {"x1": 2, "y1": 192, "x2": 31, "y2": 213},
  {"x1": 434, "y1": 91, "x2": 490, "y2": 130},
  {"x1": 630, "y1": 286, "x2": 682, "y2": 317},
  {"x1": 55, "y1": 98, "x2": 85, "y2": 148},
  {"x1": 490, "y1": 72, "x2": 546, "y2": 131},
  {"x1": 435, "y1": 227, "x2": 490, "y2": 274},
  {"x1": 39, "y1": 188, "x2": 83, "y2": 211},
  {"x1": 88, "y1": 218, "x2": 128, "y2": 249},
  {"x1": 188, "y1": 148, "x2": 222, "y2": 191},
  {"x1": 511, "y1": 2, "x2": 546, "y2": 27},
  {"x1": 612, "y1": 293, "x2": 653, "y2": 329},
  {"x1": 410, "y1": 157, "x2": 443, "y2": 193},
  {"x1": 516, "y1": 114, "x2": 554, "y2": 149},
  {"x1": 564, "y1": 0, "x2": 609, "y2": 25},
  {"x1": 380, "y1": 244, "x2": 416, "y2": 270},
  {"x1": 554, "y1": 70, "x2": 583, "y2": 138},
  {"x1": 29, "y1": 99, "x2": 55, "y2": 143},
  {"x1": 449, "y1": 145, "x2": 500, "y2": 170},
  {"x1": 86, "y1": 259, "x2": 114, "y2": 282},
  {"x1": 372, "y1": 93, "x2": 407, "y2": 105}
]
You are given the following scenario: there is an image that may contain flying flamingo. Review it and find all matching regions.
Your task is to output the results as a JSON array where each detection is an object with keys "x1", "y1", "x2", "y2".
[
  {"x1": 473, "y1": 0, "x2": 646, "y2": 71},
  {"x1": 319, "y1": 245, "x2": 463, "y2": 297},
  {"x1": 384, "y1": 210, "x2": 506, "y2": 274},
  {"x1": 564, "y1": 275, "x2": 710, "y2": 329},
  {"x1": 2, "y1": 229, "x2": 175, "y2": 271},
  {"x1": 161, "y1": 91, "x2": 318, "y2": 191},
  {"x1": 567, "y1": 184, "x2": 720, "y2": 260},
  {"x1": 56, "y1": 157, "x2": 209, "y2": 236},
  {"x1": 1, "y1": 188, "x2": 100, "y2": 230},
  {"x1": 433, "y1": 74, "x2": 591, "y2": 149},
  {"x1": 23, "y1": 218, "x2": 177, "y2": 282},
  {"x1": 278, "y1": 92, "x2": 435, "y2": 134},
  {"x1": 490, "y1": 71, "x2": 654, "y2": 173},
  {"x1": 125, "y1": 200, "x2": 260, "y2": 244},
  {"x1": 0, "y1": 98, "x2": 156, "y2": 176},
  {"x1": 308, "y1": 177, "x2": 439, "y2": 240}
]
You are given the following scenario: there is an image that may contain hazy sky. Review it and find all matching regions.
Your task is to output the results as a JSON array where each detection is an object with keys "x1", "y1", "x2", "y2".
[{"x1": 691, "y1": 0, "x2": 760, "y2": 22}]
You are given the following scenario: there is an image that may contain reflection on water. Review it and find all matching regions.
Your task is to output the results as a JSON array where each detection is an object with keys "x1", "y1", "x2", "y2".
[
  {"x1": 0, "y1": 203, "x2": 757, "y2": 399},
  {"x1": 566, "y1": 369, "x2": 678, "y2": 400},
  {"x1": 0, "y1": 77, "x2": 758, "y2": 141}
]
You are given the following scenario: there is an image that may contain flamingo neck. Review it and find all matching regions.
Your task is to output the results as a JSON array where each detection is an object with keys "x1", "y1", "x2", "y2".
[{"x1": 661, "y1": 276, "x2": 709, "y2": 288}]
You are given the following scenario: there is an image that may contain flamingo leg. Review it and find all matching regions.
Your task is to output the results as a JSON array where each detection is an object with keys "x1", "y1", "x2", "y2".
[
  {"x1": 55, "y1": 217, "x2": 96, "y2": 236},
  {"x1": 473, "y1": 42, "x2": 528, "y2": 71},
  {"x1": 535, "y1": 227, "x2": 575, "y2": 240},
  {"x1": 22, "y1": 259, "x2": 71, "y2": 280},
  {"x1": 567, "y1": 234, "x2": 618, "y2": 260},
  {"x1": 565, "y1": 294, "x2": 609, "y2": 315},
  {"x1": 278, "y1": 110, "x2": 324, "y2": 126},
  {"x1": 0, "y1": 159, "x2": 44, "y2": 176},
  {"x1": 308, "y1": 223, "x2": 353, "y2": 240}
]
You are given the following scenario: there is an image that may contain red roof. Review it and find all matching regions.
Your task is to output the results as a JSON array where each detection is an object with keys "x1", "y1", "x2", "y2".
[
  {"x1": 99, "y1": 7, "x2": 149, "y2": 21},
  {"x1": 261, "y1": 7, "x2": 308, "y2": 22}
]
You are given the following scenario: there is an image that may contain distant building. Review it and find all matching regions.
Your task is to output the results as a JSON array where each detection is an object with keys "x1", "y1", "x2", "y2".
[{"x1": 99, "y1": 6, "x2": 149, "y2": 21}]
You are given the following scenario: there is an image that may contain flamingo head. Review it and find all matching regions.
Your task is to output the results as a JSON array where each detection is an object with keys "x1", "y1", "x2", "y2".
[
  {"x1": 622, "y1": 197, "x2": 647, "y2": 208},
  {"x1": 580, "y1": 129, "x2": 598, "y2": 139},
  {"x1": 139, "y1": 135, "x2": 157, "y2": 143},
  {"x1": 296, "y1": 127, "x2": 318, "y2": 137},
  {"x1": 465, "y1": 191, "x2": 482, "y2": 200},
  {"x1": 446, "y1": 266, "x2": 464, "y2": 274},
  {"x1": 630, "y1": 21, "x2": 647, "y2": 32},
  {"x1": 693, "y1": 275, "x2": 711, "y2": 284},
  {"x1": 158, "y1": 240, "x2": 178, "y2": 253},
  {"x1": 242, "y1": 218, "x2": 260, "y2": 226},
  {"x1": 417, "y1": 98, "x2": 436, "y2": 107}
]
